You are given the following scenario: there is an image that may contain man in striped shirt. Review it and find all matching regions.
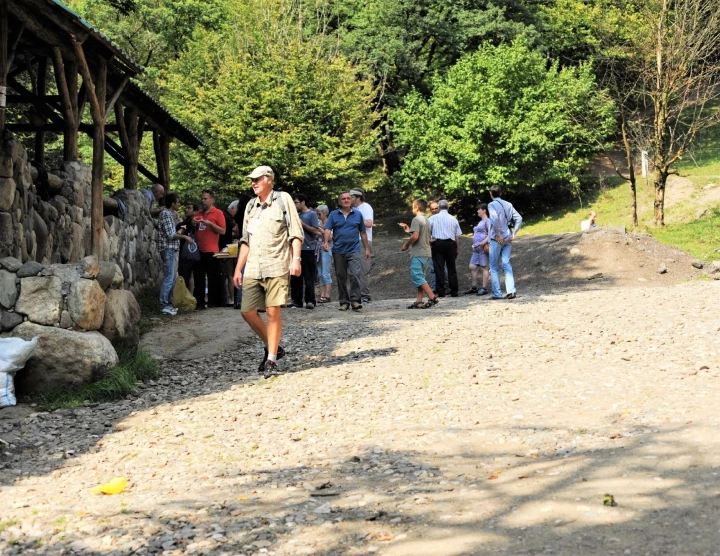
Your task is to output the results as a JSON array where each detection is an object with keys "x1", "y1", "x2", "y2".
[
  {"x1": 429, "y1": 200, "x2": 462, "y2": 297},
  {"x1": 157, "y1": 193, "x2": 194, "y2": 315}
]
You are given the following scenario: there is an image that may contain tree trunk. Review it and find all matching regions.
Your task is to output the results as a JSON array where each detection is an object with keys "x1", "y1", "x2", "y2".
[
  {"x1": 653, "y1": 169, "x2": 667, "y2": 226},
  {"x1": 620, "y1": 116, "x2": 638, "y2": 229}
]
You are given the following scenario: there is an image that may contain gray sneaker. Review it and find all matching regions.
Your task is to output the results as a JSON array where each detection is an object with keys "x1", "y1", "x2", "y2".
[{"x1": 263, "y1": 360, "x2": 279, "y2": 379}]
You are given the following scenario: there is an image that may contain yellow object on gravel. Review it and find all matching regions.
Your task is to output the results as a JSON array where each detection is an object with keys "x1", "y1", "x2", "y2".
[{"x1": 92, "y1": 477, "x2": 128, "y2": 495}]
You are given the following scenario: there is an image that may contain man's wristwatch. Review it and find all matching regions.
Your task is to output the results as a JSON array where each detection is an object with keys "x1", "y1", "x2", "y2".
[{"x1": 294, "y1": 257, "x2": 301, "y2": 261}]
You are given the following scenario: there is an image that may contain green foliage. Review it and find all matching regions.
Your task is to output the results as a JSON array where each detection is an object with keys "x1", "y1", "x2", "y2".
[
  {"x1": 392, "y1": 41, "x2": 617, "y2": 199},
  {"x1": 26, "y1": 349, "x2": 160, "y2": 411},
  {"x1": 160, "y1": 0, "x2": 381, "y2": 201}
]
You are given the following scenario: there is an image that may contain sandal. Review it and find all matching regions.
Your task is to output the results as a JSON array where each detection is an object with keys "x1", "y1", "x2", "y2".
[
  {"x1": 407, "y1": 301, "x2": 425, "y2": 309},
  {"x1": 318, "y1": 296, "x2": 331, "y2": 304},
  {"x1": 423, "y1": 297, "x2": 440, "y2": 309}
]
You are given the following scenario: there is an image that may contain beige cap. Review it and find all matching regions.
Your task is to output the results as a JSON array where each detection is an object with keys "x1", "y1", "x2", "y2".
[
  {"x1": 349, "y1": 188, "x2": 364, "y2": 196},
  {"x1": 247, "y1": 165, "x2": 275, "y2": 179}
]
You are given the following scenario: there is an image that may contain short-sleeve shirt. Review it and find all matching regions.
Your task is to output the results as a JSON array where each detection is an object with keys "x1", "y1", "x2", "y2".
[
  {"x1": 196, "y1": 206, "x2": 225, "y2": 253},
  {"x1": 240, "y1": 191, "x2": 304, "y2": 279},
  {"x1": 300, "y1": 210, "x2": 320, "y2": 250},
  {"x1": 409, "y1": 214, "x2": 431, "y2": 257},
  {"x1": 356, "y1": 202, "x2": 374, "y2": 242},
  {"x1": 325, "y1": 208, "x2": 365, "y2": 255}
]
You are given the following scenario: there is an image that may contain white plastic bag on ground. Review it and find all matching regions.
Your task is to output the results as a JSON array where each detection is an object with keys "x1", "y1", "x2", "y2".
[{"x1": 0, "y1": 336, "x2": 39, "y2": 407}]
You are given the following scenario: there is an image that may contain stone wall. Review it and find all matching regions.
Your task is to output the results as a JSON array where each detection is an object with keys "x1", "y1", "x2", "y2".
[{"x1": 0, "y1": 129, "x2": 162, "y2": 294}]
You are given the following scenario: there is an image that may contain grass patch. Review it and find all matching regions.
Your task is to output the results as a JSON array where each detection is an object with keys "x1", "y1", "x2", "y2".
[
  {"x1": 651, "y1": 208, "x2": 720, "y2": 260},
  {"x1": 26, "y1": 349, "x2": 160, "y2": 411},
  {"x1": 134, "y1": 286, "x2": 165, "y2": 335},
  {"x1": 0, "y1": 519, "x2": 20, "y2": 533}
]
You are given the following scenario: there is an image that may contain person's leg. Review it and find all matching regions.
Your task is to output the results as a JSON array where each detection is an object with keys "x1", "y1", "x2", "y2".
[
  {"x1": 265, "y1": 306, "x2": 282, "y2": 356},
  {"x1": 159, "y1": 249, "x2": 174, "y2": 309},
  {"x1": 301, "y1": 250, "x2": 316, "y2": 305},
  {"x1": 469, "y1": 264, "x2": 478, "y2": 288},
  {"x1": 242, "y1": 309, "x2": 268, "y2": 344},
  {"x1": 192, "y1": 256, "x2": 206, "y2": 308},
  {"x1": 489, "y1": 240, "x2": 502, "y2": 298},
  {"x1": 359, "y1": 241, "x2": 372, "y2": 299},
  {"x1": 178, "y1": 259, "x2": 192, "y2": 291},
  {"x1": 432, "y1": 244, "x2": 445, "y2": 296},
  {"x1": 501, "y1": 242, "x2": 515, "y2": 295},
  {"x1": 206, "y1": 254, "x2": 223, "y2": 307},
  {"x1": 446, "y1": 241, "x2": 458, "y2": 295},
  {"x1": 332, "y1": 252, "x2": 350, "y2": 305},
  {"x1": 481, "y1": 264, "x2": 490, "y2": 290},
  {"x1": 347, "y1": 252, "x2": 363, "y2": 304}
]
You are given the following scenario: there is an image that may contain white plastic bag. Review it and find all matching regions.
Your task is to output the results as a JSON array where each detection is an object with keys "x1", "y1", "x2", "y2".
[{"x1": 0, "y1": 336, "x2": 39, "y2": 407}]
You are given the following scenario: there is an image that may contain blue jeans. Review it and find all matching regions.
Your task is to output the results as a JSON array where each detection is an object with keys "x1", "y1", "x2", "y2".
[
  {"x1": 160, "y1": 248, "x2": 178, "y2": 309},
  {"x1": 489, "y1": 239, "x2": 515, "y2": 298},
  {"x1": 318, "y1": 249, "x2": 333, "y2": 285}
]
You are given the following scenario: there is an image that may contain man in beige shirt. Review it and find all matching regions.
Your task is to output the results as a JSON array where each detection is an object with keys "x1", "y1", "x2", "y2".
[{"x1": 233, "y1": 166, "x2": 304, "y2": 377}]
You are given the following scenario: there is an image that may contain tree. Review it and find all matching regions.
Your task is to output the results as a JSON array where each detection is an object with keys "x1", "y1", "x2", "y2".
[{"x1": 392, "y1": 41, "x2": 616, "y2": 200}]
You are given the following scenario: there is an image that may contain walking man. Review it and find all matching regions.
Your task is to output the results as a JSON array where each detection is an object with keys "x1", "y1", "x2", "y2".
[
  {"x1": 157, "y1": 193, "x2": 194, "y2": 315},
  {"x1": 429, "y1": 199, "x2": 462, "y2": 297},
  {"x1": 192, "y1": 189, "x2": 226, "y2": 309},
  {"x1": 323, "y1": 191, "x2": 371, "y2": 311},
  {"x1": 350, "y1": 188, "x2": 374, "y2": 303},
  {"x1": 290, "y1": 194, "x2": 321, "y2": 309},
  {"x1": 233, "y1": 166, "x2": 304, "y2": 377},
  {"x1": 488, "y1": 185, "x2": 523, "y2": 300}
]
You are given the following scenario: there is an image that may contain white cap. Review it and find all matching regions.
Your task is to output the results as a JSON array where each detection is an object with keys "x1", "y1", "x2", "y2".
[{"x1": 247, "y1": 165, "x2": 275, "y2": 179}]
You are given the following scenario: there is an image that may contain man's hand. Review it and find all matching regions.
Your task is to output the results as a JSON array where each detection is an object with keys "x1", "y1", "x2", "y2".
[
  {"x1": 289, "y1": 259, "x2": 302, "y2": 277},
  {"x1": 364, "y1": 248, "x2": 371, "y2": 260},
  {"x1": 323, "y1": 242, "x2": 330, "y2": 252},
  {"x1": 401, "y1": 243, "x2": 409, "y2": 252},
  {"x1": 496, "y1": 234, "x2": 504, "y2": 245},
  {"x1": 233, "y1": 270, "x2": 243, "y2": 289},
  {"x1": 509, "y1": 235, "x2": 516, "y2": 243},
  {"x1": 398, "y1": 222, "x2": 410, "y2": 233}
]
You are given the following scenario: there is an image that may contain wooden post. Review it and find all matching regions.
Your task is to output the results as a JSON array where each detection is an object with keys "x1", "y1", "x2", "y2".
[
  {"x1": 0, "y1": 0, "x2": 8, "y2": 130},
  {"x1": 116, "y1": 103, "x2": 140, "y2": 190},
  {"x1": 34, "y1": 58, "x2": 47, "y2": 164},
  {"x1": 153, "y1": 130, "x2": 172, "y2": 192},
  {"x1": 51, "y1": 47, "x2": 78, "y2": 161}
]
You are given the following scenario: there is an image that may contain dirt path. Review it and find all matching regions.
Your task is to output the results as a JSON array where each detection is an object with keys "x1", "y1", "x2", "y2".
[{"x1": 2, "y1": 232, "x2": 720, "y2": 555}]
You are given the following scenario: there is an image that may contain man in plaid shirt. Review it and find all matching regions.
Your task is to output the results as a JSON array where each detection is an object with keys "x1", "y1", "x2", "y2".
[{"x1": 157, "y1": 193, "x2": 194, "y2": 315}]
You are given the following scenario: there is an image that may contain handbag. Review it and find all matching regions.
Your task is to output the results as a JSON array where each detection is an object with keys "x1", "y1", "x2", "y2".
[
  {"x1": 181, "y1": 234, "x2": 201, "y2": 262},
  {"x1": 483, "y1": 243, "x2": 490, "y2": 255}
]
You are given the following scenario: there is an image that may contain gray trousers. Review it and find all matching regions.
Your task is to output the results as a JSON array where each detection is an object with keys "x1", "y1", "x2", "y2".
[
  {"x1": 333, "y1": 251, "x2": 362, "y2": 305},
  {"x1": 359, "y1": 240, "x2": 372, "y2": 297}
]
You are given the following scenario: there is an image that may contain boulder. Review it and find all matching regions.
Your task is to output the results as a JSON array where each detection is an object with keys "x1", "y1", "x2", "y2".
[
  {"x1": 100, "y1": 289, "x2": 141, "y2": 350},
  {"x1": 79, "y1": 256, "x2": 100, "y2": 279},
  {"x1": 0, "y1": 177, "x2": 15, "y2": 211},
  {"x1": 10, "y1": 322, "x2": 118, "y2": 393},
  {"x1": 0, "y1": 213, "x2": 12, "y2": 257},
  {"x1": 96, "y1": 261, "x2": 119, "y2": 290},
  {"x1": 0, "y1": 269, "x2": 18, "y2": 309},
  {"x1": 0, "y1": 256, "x2": 21, "y2": 272},
  {"x1": 0, "y1": 155, "x2": 12, "y2": 178},
  {"x1": 0, "y1": 310, "x2": 23, "y2": 331},
  {"x1": 17, "y1": 260, "x2": 44, "y2": 278},
  {"x1": 67, "y1": 278, "x2": 106, "y2": 330},
  {"x1": 15, "y1": 276, "x2": 63, "y2": 325}
]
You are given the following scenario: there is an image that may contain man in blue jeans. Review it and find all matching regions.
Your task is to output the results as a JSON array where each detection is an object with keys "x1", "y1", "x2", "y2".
[
  {"x1": 487, "y1": 185, "x2": 523, "y2": 300},
  {"x1": 157, "y1": 194, "x2": 194, "y2": 315},
  {"x1": 323, "y1": 192, "x2": 371, "y2": 311}
]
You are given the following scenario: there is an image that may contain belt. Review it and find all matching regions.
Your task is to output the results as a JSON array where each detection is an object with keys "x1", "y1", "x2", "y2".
[{"x1": 435, "y1": 238, "x2": 455, "y2": 241}]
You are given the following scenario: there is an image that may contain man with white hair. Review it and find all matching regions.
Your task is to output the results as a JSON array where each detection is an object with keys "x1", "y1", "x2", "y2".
[
  {"x1": 142, "y1": 183, "x2": 165, "y2": 216},
  {"x1": 428, "y1": 199, "x2": 462, "y2": 297}
]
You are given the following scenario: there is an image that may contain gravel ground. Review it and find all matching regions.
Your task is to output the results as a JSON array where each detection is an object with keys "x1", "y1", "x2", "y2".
[{"x1": 2, "y1": 276, "x2": 720, "y2": 555}]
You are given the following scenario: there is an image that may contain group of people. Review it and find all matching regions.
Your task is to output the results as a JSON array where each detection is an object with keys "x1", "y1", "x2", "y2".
[
  {"x1": 153, "y1": 167, "x2": 522, "y2": 377},
  {"x1": 399, "y1": 186, "x2": 522, "y2": 309}
]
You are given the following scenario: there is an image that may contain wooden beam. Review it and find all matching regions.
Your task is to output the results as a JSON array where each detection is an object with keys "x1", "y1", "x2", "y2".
[
  {"x1": 104, "y1": 134, "x2": 158, "y2": 183},
  {"x1": 70, "y1": 35, "x2": 102, "y2": 124},
  {"x1": 0, "y1": 0, "x2": 8, "y2": 130},
  {"x1": 50, "y1": 47, "x2": 78, "y2": 160},
  {"x1": 7, "y1": 76, "x2": 64, "y2": 126},
  {"x1": 7, "y1": 22, "x2": 24, "y2": 69},
  {"x1": 34, "y1": 56, "x2": 47, "y2": 164},
  {"x1": 104, "y1": 75, "x2": 129, "y2": 120},
  {"x1": 6, "y1": 94, "x2": 61, "y2": 103},
  {"x1": 153, "y1": 130, "x2": 171, "y2": 191}
]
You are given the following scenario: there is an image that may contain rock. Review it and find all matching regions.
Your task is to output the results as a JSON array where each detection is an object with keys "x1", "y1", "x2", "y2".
[
  {"x1": 100, "y1": 289, "x2": 141, "y2": 349},
  {"x1": 67, "y1": 279, "x2": 106, "y2": 330},
  {"x1": 0, "y1": 310, "x2": 23, "y2": 331},
  {"x1": 96, "y1": 261, "x2": 118, "y2": 290},
  {"x1": 80, "y1": 256, "x2": 100, "y2": 279},
  {"x1": 313, "y1": 503, "x2": 332, "y2": 514},
  {"x1": 0, "y1": 269, "x2": 19, "y2": 309},
  {"x1": 587, "y1": 272, "x2": 603, "y2": 280},
  {"x1": 569, "y1": 247, "x2": 581, "y2": 255},
  {"x1": 0, "y1": 155, "x2": 12, "y2": 178},
  {"x1": 15, "y1": 276, "x2": 63, "y2": 325},
  {"x1": 17, "y1": 260, "x2": 44, "y2": 278},
  {"x1": 0, "y1": 177, "x2": 15, "y2": 211},
  {"x1": 10, "y1": 322, "x2": 118, "y2": 393},
  {"x1": 708, "y1": 261, "x2": 720, "y2": 274},
  {"x1": 0, "y1": 213, "x2": 12, "y2": 257},
  {"x1": 691, "y1": 260, "x2": 704, "y2": 269},
  {"x1": 59, "y1": 310, "x2": 73, "y2": 329},
  {"x1": 0, "y1": 256, "x2": 21, "y2": 272},
  {"x1": 657, "y1": 264, "x2": 668, "y2": 274},
  {"x1": 46, "y1": 173, "x2": 63, "y2": 192}
]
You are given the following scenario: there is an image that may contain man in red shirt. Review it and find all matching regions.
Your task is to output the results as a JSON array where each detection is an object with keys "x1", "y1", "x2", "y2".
[{"x1": 192, "y1": 189, "x2": 226, "y2": 309}]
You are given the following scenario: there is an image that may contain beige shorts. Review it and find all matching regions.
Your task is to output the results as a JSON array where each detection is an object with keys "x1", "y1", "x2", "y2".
[{"x1": 241, "y1": 274, "x2": 289, "y2": 312}]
